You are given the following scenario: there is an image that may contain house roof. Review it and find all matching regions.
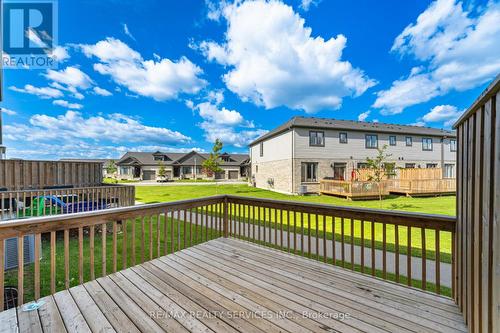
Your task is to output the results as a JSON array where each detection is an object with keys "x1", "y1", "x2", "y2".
[
  {"x1": 116, "y1": 151, "x2": 249, "y2": 167},
  {"x1": 249, "y1": 116, "x2": 457, "y2": 146}
]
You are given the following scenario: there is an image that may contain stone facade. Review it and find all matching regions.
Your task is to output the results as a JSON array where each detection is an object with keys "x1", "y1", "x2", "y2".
[{"x1": 251, "y1": 159, "x2": 292, "y2": 193}]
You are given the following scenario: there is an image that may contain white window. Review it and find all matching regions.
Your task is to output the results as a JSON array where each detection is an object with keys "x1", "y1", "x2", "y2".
[
  {"x1": 365, "y1": 134, "x2": 378, "y2": 148},
  {"x1": 301, "y1": 162, "x2": 318, "y2": 182},
  {"x1": 339, "y1": 132, "x2": 348, "y2": 144},
  {"x1": 309, "y1": 131, "x2": 325, "y2": 146},
  {"x1": 444, "y1": 164, "x2": 455, "y2": 178},
  {"x1": 259, "y1": 142, "x2": 263, "y2": 157},
  {"x1": 389, "y1": 136, "x2": 396, "y2": 146},
  {"x1": 406, "y1": 136, "x2": 413, "y2": 146},
  {"x1": 422, "y1": 138, "x2": 433, "y2": 151},
  {"x1": 450, "y1": 139, "x2": 457, "y2": 152}
]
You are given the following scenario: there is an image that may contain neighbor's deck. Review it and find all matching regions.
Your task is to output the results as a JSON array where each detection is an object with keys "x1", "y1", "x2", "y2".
[{"x1": 0, "y1": 238, "x2": 466, "y2": 333}]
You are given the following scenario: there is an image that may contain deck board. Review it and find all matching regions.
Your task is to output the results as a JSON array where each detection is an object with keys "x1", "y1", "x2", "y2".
[{"x1": 4, "y1": 238, "x2": 467, "y2": 333}]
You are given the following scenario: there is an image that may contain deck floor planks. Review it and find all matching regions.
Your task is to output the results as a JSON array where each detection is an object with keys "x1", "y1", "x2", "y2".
[
  {"x1": 17, "y1": 302, "x2": 43, "y2": 333},
  {"x1": 69, "y1": 285, "x2": 115, "y2": 333},
  {"x1": 37, "y1": 296, "x2": 66, "y2": 333},
  {"x1": 5, "y1": 238, "x2": 468, "y2": 333},
  {"x1": 0, "y1": 308, "x2": 18, "y2": 332},
  {"x1": 133, "y1": 263, "x2": 263, "y2": 333},
  {"x1": 207, "y1": 239, "x2": 467, "y2": 331},
  {"x1": 220, "y1": 237, "x2": 459, "y2": 310},
  {"x1": 185, "y1": 245, "x2": 407, "y2": 333},
  {"x1": 174, "y1": 250, "x2": 364, "y2": 333},
  {"x1": 167, "y1": 251, "x2": 338, "y2": 333},
  {"x1": 53, "y1": 290, "x2": 91, "y2": 333}
]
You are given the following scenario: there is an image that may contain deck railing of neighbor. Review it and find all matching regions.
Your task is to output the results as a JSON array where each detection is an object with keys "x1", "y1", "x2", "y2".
[
  {"x1": 0, "y1": 160, "x2": 103, "y2": 191},
  {"x1": 0, "y1": 185, "x2": 135, "y2": 221},
  {"x1": 0, "y1": 194, "x2": 456, "y2": 312},
  {"x1": 453, "y1": 74, "x2": 499, "y2": 333}
]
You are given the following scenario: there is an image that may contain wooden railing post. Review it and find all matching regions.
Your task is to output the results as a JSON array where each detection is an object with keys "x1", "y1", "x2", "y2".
[{"x1": 223, "y1": 196, "x2": 229, "y2": 237}]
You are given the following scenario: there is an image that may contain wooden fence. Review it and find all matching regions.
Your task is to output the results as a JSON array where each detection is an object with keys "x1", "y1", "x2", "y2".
[
  {"x1": 0, "y1": 160, "x2": 103, "y2": 190},
  {"x1": 454, "y1": 74, "x2": 499, "y2": 333},
  {"x1": 356, "y1": 168, "x2": 444, "y2": 181},
  {"x1": 320, "y1": 180, "x2": 387, "y2": 199}
]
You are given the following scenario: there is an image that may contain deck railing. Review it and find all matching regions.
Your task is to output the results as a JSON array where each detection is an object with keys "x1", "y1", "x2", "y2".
[
  {"x1": 0, "y1": 195, "x2": 456, "y2": 312},
  {"x1": 0, "y1": 185, "x2": 135, "y2": 221}
]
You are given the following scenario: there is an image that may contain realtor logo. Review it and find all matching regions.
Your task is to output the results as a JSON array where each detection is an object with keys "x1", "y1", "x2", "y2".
[{"x1": 2, "y1": 0, "x2": 58, "y2": 69}]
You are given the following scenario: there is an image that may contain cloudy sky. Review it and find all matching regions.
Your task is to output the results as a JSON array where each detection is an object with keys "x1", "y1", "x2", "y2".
[{"x1": 2, "y1": 0, "x2": 499, "y2": 159}]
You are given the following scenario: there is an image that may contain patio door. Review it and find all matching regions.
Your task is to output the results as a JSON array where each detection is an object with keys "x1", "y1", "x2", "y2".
[{"x1": 333, "y1": 163, "x2": 346, "y2": 180}]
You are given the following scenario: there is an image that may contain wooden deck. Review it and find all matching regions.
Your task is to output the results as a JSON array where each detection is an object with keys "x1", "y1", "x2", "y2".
[{"x1": 0, "y1": 237, "x2": 466, "y2": 333}]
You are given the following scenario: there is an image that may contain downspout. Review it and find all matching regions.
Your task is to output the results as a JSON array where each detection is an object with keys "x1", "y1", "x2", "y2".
[{"x1": 441, "y1": 136, "x2": 445, "y2": 178}]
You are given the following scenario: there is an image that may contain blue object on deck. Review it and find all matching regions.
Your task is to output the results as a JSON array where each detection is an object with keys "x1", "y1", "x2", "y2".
[{"x1": 38, "y1": 195, "x2": 109, "y2": 213}]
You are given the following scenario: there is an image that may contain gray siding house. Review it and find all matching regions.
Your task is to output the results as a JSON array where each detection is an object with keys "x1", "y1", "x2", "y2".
[
  {"x1": 249, "y1": 117, "x2": 457, "y2": 194},
  {"x1": 116, "y1": 150, "x2": 249, "y2": 181}
]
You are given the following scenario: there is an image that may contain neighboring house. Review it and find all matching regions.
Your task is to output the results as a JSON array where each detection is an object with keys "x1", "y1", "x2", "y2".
[
  {"x1": 116, "y1": 150, "x2": 250, "y2": 181},
  {"x1": 249, "y1": 117, "x2": 457, "y2": 194},
  {"x1": 59, "y1": 158, "x2": 117, "y2": 178}
]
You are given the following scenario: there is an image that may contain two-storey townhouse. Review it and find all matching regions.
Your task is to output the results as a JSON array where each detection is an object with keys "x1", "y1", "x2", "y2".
[{"x1": 249, "y1": 117, "x2": 457, "y2": 194}]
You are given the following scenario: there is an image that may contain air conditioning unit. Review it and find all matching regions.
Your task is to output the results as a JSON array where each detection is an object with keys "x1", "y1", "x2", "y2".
[
  {"x1": 4, "y1": 235, "x2": 36, "y2": 270},
  {"x1": 298, "y1": 185, "x2": 307, "y2": 195}
]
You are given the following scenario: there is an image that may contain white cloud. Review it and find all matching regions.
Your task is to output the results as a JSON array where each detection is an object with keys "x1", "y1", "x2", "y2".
[
  {"x1": 93, "y1": 86, "x2": 113, "y2": 96},
  {"x1": 122, "y1": 23, "x2": 136, "y2": 41},
  {"x1": 410, "y1": 121, "x2": 426, "y2": 127},
  {"x1": 374, "y1": 0, "x2": 500, "y2": 113},
  {"x1": 9, "y1": 84, "x2": 63, "y2": 99},
  {"x1": 44, "y1": 66, "x2": 94, "y2": 91},
  {"x1": 80, "y1": 37, "x2": 207, "y2": 101},
  {"x1": 300, "y1": 0, "x2": 321, "y2": 11},
  {"x1": 205, "y1": 0, "x2": 229, "y2": 21},
  {"x1": 422, "y1": 104, "x2": 462, "y2": 127},
  {"x1": 51, "y1": 46, "x2": 70, "y2": 62},
  {"x1": 357, "y1": 110, "x2": 370, "y2": 122},
  {"x1": 197, "y1": 102, "x2": 244, "y2": 126},
  {"x1": 4, "y1": 111, "x2": 191, "y2": 145},
  {"x1": 52, "y1": 100, "x2": 84, "y2": 110},
  {"x1": 199, "y1": 0, "x2": 375, "y2": 113},
  {"x1": 0, "y1": 108, "x2": 17, "y2": 116},
  {"x1": 199, "y1": 121, "x2": 266, "y2": 148}
]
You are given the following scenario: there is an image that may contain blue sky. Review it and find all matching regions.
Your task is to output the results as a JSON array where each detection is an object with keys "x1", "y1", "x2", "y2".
[{"x1": 1, "y1": 0, "x2": 499, "y2": 159}]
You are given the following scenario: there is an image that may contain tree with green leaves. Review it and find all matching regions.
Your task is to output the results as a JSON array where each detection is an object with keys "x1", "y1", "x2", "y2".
[
  {"x1": 104, "y1": 160, "x2": 117, "y2": 177},
  {"x1": 365, "y1": 145, "x2": 395, "y2": 200},
  {"x1": 202, "y1": 139, "x2": 224, "y2": 178},
  {"x1": 157, "y1": 161, "x2": 167, "y2": 180}
]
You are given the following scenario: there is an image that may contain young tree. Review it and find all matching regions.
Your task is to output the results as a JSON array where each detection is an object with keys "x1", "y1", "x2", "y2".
[
  {"x1": 202, "y1": 139, "x2": 224, "y2": 178},
  {"x1": 157, "y1": 161, "x2": 167, "y2": 180},
  {"x1": 365, "y1": 145, "x2": 395, "y2": 200},
  {"x1": 105, "y1": 160, "x2": 117, "y2": 178}
]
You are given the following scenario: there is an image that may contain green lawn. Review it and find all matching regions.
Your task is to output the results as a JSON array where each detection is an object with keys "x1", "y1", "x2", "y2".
[
  {"x1": 137, "y1": 184, "x2": 455, "y2": 260},
  {"x1": 136, "y1": 184, "x2": 456, "y2": 215}
]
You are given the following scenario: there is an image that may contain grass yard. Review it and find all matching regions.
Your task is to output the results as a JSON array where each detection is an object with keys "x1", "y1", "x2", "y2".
[
  {"x1": 136, "y1": 184, "x2": 455, "y2": 260},
  {"x1": 136, "y1": 184, "x2": 456, "y2": 216}
]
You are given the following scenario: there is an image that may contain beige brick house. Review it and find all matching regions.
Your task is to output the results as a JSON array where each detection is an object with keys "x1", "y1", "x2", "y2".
[{"x1": 249, "y1": 117, "x2": 456, "y2": 194}]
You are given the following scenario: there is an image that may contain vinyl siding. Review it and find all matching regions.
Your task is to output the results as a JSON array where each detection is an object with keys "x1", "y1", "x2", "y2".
[{"x1": 293, "y1": 127, "x2": 453, "y2": 163}]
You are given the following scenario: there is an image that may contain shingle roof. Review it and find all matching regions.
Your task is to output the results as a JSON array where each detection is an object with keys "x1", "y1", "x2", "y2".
[
  {"x1": 249, "y1": 116, "x2": 456, "y2": 146},
  {"x1": 117, "y1": 151, "x2": 249, "y2": 166}
]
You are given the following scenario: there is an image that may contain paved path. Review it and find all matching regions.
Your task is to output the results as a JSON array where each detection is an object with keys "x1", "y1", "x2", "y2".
[{"x1": 176, "y1": 210, "x2": 452, "y2": 288}]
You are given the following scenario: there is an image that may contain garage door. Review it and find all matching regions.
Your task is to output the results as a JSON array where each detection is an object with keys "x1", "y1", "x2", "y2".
[
  {"x1": 215, "y1": 172, "x2": 225, "y2": 180},
  {"x1": 142, "y1": 170, "x2": 156, "y2": 180},
  {"x1": 228, "y1": 171, "x2": 239, "y2": 180}
]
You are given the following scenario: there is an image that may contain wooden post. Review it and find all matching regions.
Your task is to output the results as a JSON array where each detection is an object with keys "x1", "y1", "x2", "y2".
[{"x1": 223, "y1": 196, "x2": 229, "y2": 237}]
